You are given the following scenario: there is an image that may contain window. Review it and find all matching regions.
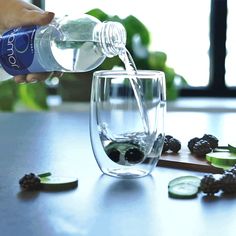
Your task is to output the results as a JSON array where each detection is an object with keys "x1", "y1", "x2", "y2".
[
  {"x1": 41, "y1": 0, "x2": 234, "y2": 97},
  {"x1": 143, "y1": 0, "x2": 210, "y2": 88},
  {"x1": 225, "y1": 0, "x2": 236, "y2": 87}
]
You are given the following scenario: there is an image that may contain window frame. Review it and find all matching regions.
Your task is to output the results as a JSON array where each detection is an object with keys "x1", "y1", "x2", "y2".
[
  {"x1": 180, "y1": 0, "x2": 236, "y2": 97},
  {"x1": 32, "y1": 0, "x2": 44, "y2": 8}
]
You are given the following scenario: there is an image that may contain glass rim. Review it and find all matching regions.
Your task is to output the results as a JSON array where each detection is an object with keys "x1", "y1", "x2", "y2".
[{"x1": 93, "y1": 70, "x2": 164, "y2": 79}]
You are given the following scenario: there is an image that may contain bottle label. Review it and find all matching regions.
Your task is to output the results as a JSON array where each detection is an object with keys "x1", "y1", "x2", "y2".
[{"x1": 0, "y1": 26, "x2": 39, "y2": 75}]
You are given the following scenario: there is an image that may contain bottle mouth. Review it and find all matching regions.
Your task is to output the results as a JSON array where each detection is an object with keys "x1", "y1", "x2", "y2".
[{"x1": 96, "y1": 22, "x2": 127, "y2": 57}]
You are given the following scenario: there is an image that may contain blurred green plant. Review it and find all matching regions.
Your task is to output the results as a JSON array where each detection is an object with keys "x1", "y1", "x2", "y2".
[
  {"x1": 87, "y1": 8, "x2": 187, "y2": 100},
  {"x1": 0, "y1": 80, "x2": 48, "y2": 111}
]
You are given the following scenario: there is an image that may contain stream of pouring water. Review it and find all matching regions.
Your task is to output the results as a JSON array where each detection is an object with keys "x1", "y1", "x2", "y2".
[{"x1": 119, "y1": 48, "x2": 150, "y2": 134}]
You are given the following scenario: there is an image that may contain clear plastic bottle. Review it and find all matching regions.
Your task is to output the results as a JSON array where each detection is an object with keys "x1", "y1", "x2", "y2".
[{"x1": 0, "y1": 14, "x2": 126, "y2": 81}]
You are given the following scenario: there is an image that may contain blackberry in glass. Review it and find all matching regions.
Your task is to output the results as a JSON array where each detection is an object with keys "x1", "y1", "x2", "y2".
[
  {"x1": 125, "y1": 147, "x2": 144, "y2": 164},
  {"x1": 107, "y1": 148, "x2": 120, "y2": 163}
]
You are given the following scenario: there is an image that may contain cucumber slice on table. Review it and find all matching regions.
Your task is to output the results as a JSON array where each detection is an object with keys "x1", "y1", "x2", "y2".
[
  {"x1": 168, "y1": 176, "x2": 201, "y2": 199},
  {"x1": 168, "y1": 176, "x2": 201, "y2": 188},
  {"x1": 206, "y1": 152, "x2": 236, "y2": 169},
  {"x1": 40, "y1": 176, "x2": 78, "y2": 191},
  {"x1": 168, "y1": 183, "x2": 199, "y2": 199}
]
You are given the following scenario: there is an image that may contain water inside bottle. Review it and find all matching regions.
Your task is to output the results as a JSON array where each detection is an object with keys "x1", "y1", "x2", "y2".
[{"x1": 52, "y1": 40, "x2": 106, "y2": 71}]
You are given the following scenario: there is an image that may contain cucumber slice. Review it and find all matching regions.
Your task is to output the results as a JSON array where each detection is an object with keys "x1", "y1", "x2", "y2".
[
  {"x1": 40, "y1": 176, "x2": 78, "y2": 191},
  {"x1": 213, "y1": 148, "x2": 229, "y2": 152},
  {"x1": 168, "y1": 176, "x2": 201, "y2": 199},
  {"x1": 168, "y1": 176, "x2": 201, "y2": 189},
  {"x1": 206, "y1": 152, "x2": 236, "y2": 167},
  {"x1": 208, "y1": 162, "x2": 233, "y2": 170},
  {"x1": 168, "y1": 183, "x2": 199, "y2": 199},
  {"x1": 38, "y1": 172, "x2": 51, "y2": 178},
  {"x1": 228, "y1": 144, "x2": 236, "y2": 154}
]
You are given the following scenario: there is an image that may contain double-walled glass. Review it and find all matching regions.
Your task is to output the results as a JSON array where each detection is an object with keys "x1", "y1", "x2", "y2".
[{"x1": 90, "y1": 70, "x2": 166, "y2": 178}]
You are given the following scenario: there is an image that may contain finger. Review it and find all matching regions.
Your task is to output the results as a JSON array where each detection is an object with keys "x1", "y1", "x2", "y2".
[
  {"x1": 14, "y1": 75, "x2": 27, "y2": 83},
  {"x1": 52, "y1": 72, "x2": 64, "y2": 78},
  {"x1": 25, "y1": 72, "x2": 52, "y2": 83},
  {"x1": 20, "y1": 10, "x2": 55, "y2": 26},
  {"x1": 2, "y1": 11, "x2": 55, "y2": 30}
]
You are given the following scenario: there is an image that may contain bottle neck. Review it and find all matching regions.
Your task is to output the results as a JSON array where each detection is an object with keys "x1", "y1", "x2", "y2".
[{"x1": 94, "y1": 21, "x2": 127, "y2": 58}]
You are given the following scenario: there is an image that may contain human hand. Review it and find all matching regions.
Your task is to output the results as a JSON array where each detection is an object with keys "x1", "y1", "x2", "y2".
[{"x1": 0, "y1": 0, "x2": 60, "y2": 83}]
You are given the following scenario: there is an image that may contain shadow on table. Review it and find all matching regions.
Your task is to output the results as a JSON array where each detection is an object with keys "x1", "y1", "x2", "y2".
[
  {"x1": 201, "y1": 192, "x2": 236, "y2": 203},
  {"x1": 17, "y1": 190, "x2": 40, "y2": 201},
  {"x1": 95, "y1": 174, "x2": 155, "y2": 202}
]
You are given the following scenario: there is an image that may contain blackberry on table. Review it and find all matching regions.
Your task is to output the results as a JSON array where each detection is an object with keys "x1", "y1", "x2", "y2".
[
  {"x1": 200, "y1": 174, "x2": 221, "y2": 195},
  {"x1": 165, "y1": 135, "x2": 173, "y2": 141},
  {"x1": 19, "y1": 173, "x2": 41, "y2": 190},
  {"x1": 192, "y1": 139, "x2": 212, "y2": 157},
  {"x1": 227, "y1": 165, "x2": 236, "y2": 175},
  {"x1": 162, "y1": 138, "x2": 169, "y2": 153},
  {"x1": 188, "y1": 137, "x2": 200, "y2": 153},
  {"x1": 162, "y1": 135, "x2": 181, "y2": 153},
  {"x1": 202, "y1": 134, "x2": 219, "y2": 149},
  {"x1": 168, "y1": 138, "x2": 181, "y2": 153},
  {"x1": 220, "y1": 172, "x2": 236, "y2": 194}
]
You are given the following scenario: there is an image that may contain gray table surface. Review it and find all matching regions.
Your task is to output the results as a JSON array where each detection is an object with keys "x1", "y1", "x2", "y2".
[{"x1": 1, "y1": 111, "x2": 236, "y2": 236}]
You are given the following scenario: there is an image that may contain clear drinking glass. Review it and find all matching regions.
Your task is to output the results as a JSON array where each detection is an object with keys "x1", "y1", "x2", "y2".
[{"x1": 90, "y1": 70, "x2": 166, "y2": 178}]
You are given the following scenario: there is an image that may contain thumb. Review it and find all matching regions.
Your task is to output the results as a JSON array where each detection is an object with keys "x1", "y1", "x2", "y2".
[{"x1": 20, "y1": 10, "x2": 55, "y2": 26}]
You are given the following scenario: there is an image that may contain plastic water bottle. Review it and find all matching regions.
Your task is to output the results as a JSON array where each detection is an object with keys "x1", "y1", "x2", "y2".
[{"x1": 0, "y1": 14, "x2": 126, "y2": 81}]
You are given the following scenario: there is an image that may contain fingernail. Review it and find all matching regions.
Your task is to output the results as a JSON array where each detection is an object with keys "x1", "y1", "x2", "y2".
[
  {"x1": 44, "y1": 11, "x2": 55, "y2": 18},
  {"x1": 29, "y1": 79, "x2": 37, "y2": 84},
  {"x1": 27, "y1": 77, "x2": 37, "y2": 83}
]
